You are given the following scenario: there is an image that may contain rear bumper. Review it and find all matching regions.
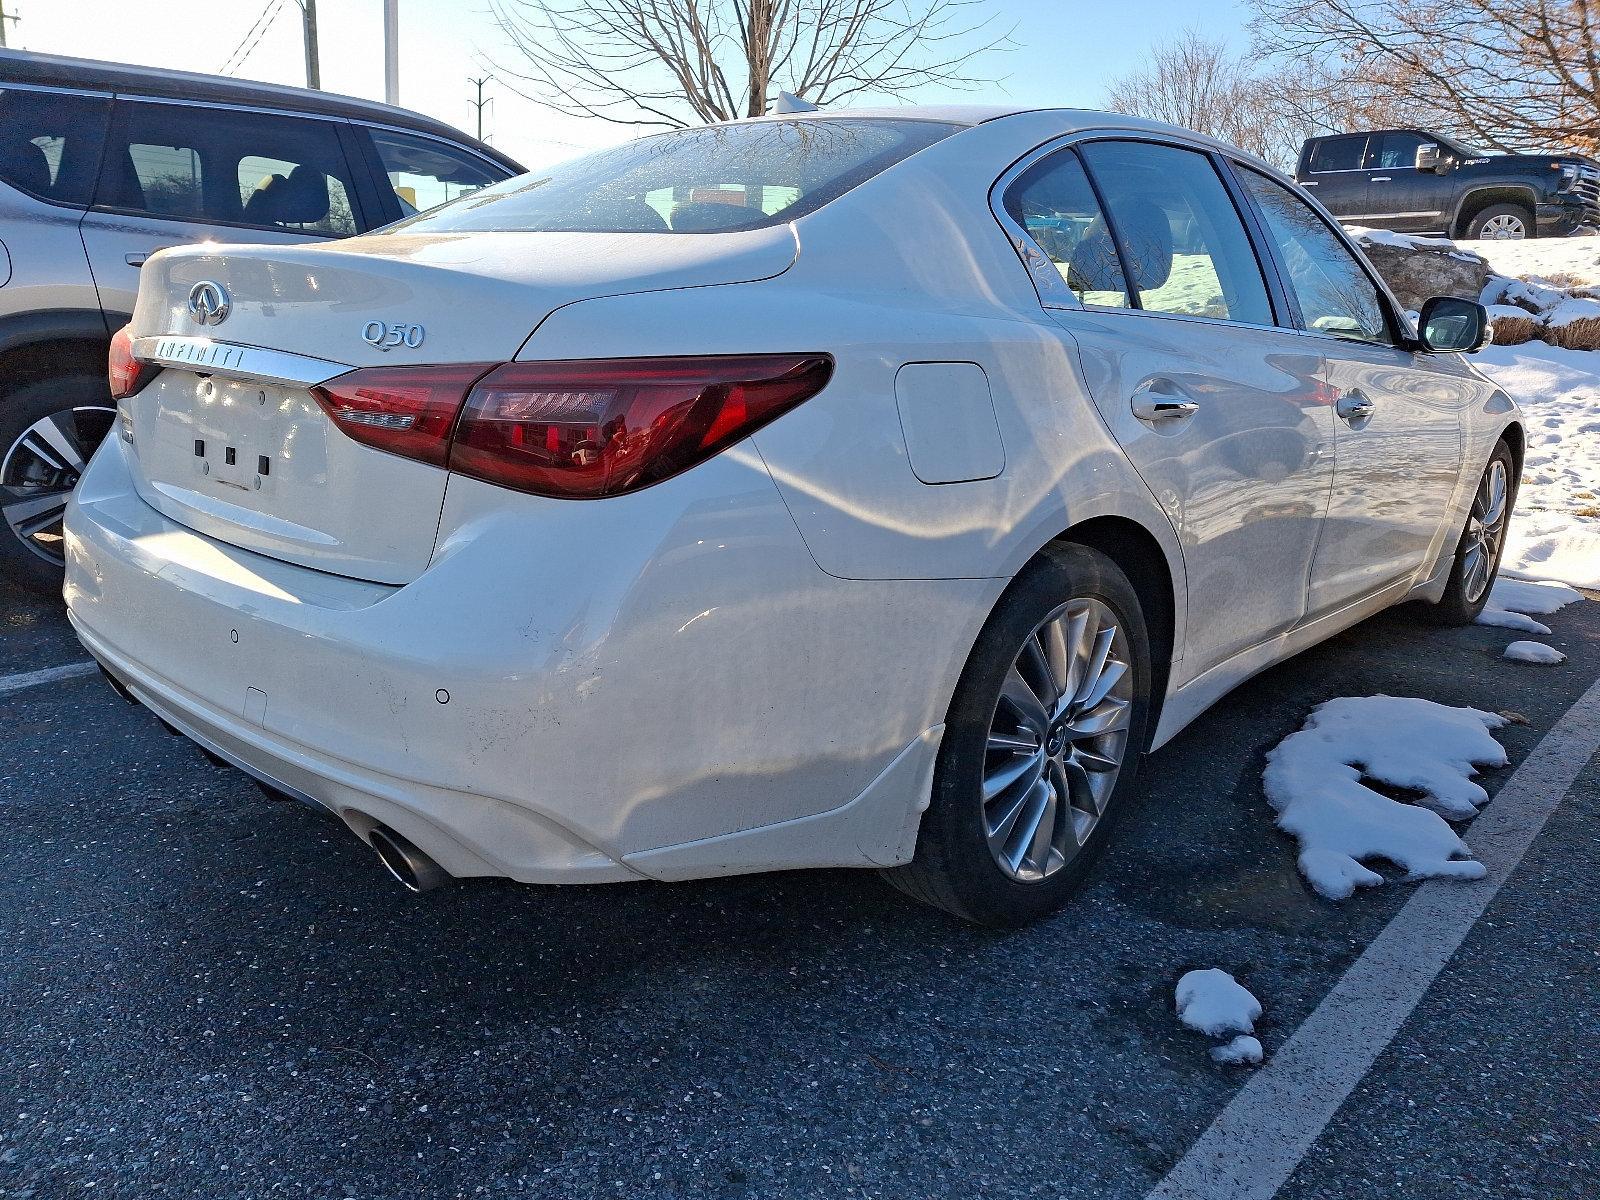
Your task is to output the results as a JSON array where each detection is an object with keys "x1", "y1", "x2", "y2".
[{"x1": 64, "y1": 436, "x2": 986, "y2": 884}]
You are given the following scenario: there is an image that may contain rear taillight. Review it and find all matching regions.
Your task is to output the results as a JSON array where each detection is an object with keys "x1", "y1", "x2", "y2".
[
  {"x1": 449, "y1": 354, "x2": 833, "y2": 498},
  {"x1": 108, "y1": 325, "x2": 155, "y2": 399},
  {"x1": 310, "y1": 364, "x2": 493, "y2": 467}
]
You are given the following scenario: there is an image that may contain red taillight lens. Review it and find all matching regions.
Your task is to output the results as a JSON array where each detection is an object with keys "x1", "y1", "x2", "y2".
[
  {"x1": 310, "y1": 364, "x2": 493, "y2": 466},
  {"x1": 108, "y1": 325, "x2": 155, "y2": 399},
  {"x1": 448, "y1": 354, "x2": 833, "y2": 498}
]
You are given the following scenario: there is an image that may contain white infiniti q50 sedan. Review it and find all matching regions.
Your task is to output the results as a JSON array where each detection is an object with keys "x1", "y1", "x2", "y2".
[{"x1": 64, "y1": 107, "x2": 1520, "y2": 926}]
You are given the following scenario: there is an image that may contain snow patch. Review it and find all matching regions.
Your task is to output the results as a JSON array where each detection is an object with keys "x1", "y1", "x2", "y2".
[
  {"x1": 1209, "y1": 1035, "x2": 1264, "y2": 1066},
  {"x1": 1489, "y1": 576, "x2": 1584, "y2": 614},
  {"x1": 1263, "y1": 696, "x2": 1508, "y2": 900},
  {"x1": 1504, "y1": 640, "x2": 1566, "y2": 664},
  {"x1": 1476, "y1": 606, "x2": 1554, "y2": 634},
  {"x1": 1175, "y1": 969, "x2": 1261, "y2": 1037}
]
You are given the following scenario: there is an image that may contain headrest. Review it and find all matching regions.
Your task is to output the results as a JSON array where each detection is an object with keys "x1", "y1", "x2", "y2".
[
  {"x1": 669, "y1": 201, "x2": 751, "y2": 232},
  {"x1": 0, "y1": 137, "x2": 51, "y2": 197},
  {"x1": 1066, "y1": 218, "x2": 1126, "y2": 295},
  {"x1": 1110, "y1": 200, "x2": 1174, "y2": 291},
  {"x1": 243, "y1": 164, "x2": 331, "y2": 227}
]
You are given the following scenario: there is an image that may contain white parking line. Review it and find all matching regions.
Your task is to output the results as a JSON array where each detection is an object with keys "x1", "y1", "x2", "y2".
[
  {"x1": 1149, "y1": 673, "x2": 1600, "y2": 1200},
  {"x1": 0, "y1": 661, "x2": 99, "y2": 696}
]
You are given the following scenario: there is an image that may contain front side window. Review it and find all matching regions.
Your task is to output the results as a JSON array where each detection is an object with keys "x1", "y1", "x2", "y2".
[
  {"x1": 1239, "y1": 168, "x2": 1395, "y2": 345},
  {"x1": 395, "y1": 118, "x2": 960, "y2": 235},
  {"x1": 1079, "y1": 140, "x2": 1273, "y2": 325},
  {"x1": 366, "y1": 128, "x2": 504, "y2": 218},
  {"x1": 1003, "y1": 149, "x2": 1130, "y2": 308},
  {"x1": 1369, "y1": 132, "x2": 1426, "y2": 170},
  {"x1": 95, "y1": 101, "x2": 359, "y2": 235},
  {"x1": 0, "y1": 88, "x2": 112, "y2": 207},
  {"x1": 1307, "y1": 136, "x2": 1368, "y2": 173}
]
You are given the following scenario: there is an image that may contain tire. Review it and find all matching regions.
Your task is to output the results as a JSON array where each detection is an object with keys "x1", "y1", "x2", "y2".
[
  {"x1": 1426, "y1": 441, "x2": 1516, "y2": 626},
  {"x1": 885, "y1": 543, "x2": 1153, "y2": 927},
  {"x1": 0, "y1": 372, "x2": 117, "y2": 596},
  {"x1": 1465, "y1": 203, "x2": 1534, "y2": 241}
]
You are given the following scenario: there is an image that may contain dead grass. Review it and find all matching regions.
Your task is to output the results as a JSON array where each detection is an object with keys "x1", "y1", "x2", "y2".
[
  {"x1": 1545, "y1": 314, "x2": 1600, "y2": 350},
  {"x1": 1490, "y1": 312, "x2": 1539, "y2": 345}
]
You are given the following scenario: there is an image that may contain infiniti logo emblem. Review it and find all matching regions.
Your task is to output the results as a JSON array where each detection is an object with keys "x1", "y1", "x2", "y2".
[{"x1": 188, "y1": 280, "x2": 231, "y2": 327}]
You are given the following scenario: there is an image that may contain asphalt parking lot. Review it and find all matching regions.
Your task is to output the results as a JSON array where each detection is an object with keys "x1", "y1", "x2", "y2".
[{"x1": 2, "y1": 576, "x2": 1597, "y2": 1199}]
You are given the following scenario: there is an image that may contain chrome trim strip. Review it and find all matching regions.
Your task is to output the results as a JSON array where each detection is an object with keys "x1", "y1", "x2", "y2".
[
  {"x1": 1343, "y1": 210, "x2": 1445, "y2": 219},
  {"x1": 132, "y1": 335, "x2": 352, "y2": 388}
]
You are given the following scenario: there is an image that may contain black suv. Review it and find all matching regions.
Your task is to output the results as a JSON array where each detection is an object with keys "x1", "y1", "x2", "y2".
[
  {"x1": 0, "y1": 49, "x2": 521, "y2": 589},
  {"x1": 1295, "y1": 129, "x2": 1600, "y2": 241}
]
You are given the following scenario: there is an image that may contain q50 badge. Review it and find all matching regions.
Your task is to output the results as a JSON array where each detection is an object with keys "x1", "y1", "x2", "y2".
[{"x1": 362, "y1": 320, "x2": 425, "y2": 351}]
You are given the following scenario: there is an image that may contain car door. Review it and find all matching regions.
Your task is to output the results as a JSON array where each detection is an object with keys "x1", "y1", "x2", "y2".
[
  {"x1": 1363, "y1": 132, "x2": 1447, "y2": 232},
  {"x1": 1002, "y1": 139, "x2": 1335, "y2": 682},
  {"x1": 1235, "y1": 166, "x2": 1469, "y2": 614},
  {"x1": 78, "y1": 99, "x2": 369, "y2": 321},
  {"x1": 1297, "y1": 135, "x2": 1370, "y2": 221}
]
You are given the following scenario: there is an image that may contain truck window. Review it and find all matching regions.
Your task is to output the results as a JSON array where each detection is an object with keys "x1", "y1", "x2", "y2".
[
  {"x1": 1368, "y1": 133, "x2": 1427, "y2": 170},
  {"x1": 1307, "y1": 136, "x2": 1368, "y2": 174}
]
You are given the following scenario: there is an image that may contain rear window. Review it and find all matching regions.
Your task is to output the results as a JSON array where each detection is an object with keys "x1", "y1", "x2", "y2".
[
  {"x1": 0, "y1": 87, "x2": 112, "y2": 207},
  {"x1": 395, "y1": 118, "x2": 962, "y2": 235},
  {"x1": 1307, "y1": 136, "x2": 1368, "y2": 173}
]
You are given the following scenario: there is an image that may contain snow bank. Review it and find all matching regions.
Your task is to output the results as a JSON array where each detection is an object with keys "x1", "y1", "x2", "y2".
[
  {"x1": 1263, "y1": 696, "x2": 1508, "y2": 900},
  {"x1": 1460, "y1": 236, "x2": 1600, "y2": 287},
  {"x1": 1489, "y1": 576, "x2": 1584, "y2": 613},
  {"x1": 1476, "y1": 606, "x2": 1553, "y2": 634},
  {"x1": 1209, "y1": 1036, "x2": 1264, "y2": 1066},
  {"x1": 1472, "y1": 342, "x2": 1600, "y2": 589},
  {"x1": 1504, "y1": 640, "x2": 1566, "y2": 664},
  {"x1": 1175, "y1": 969, "x2": 1261, "y2": 1037}
]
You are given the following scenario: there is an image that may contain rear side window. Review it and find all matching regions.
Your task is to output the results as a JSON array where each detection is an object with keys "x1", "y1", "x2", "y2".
[
  {"x1": 1003, "y1": 150, "x2": 1130, "y2": 308},
  {"x1": 1238, "y1": 168, "x2": 1395, "y2": 345},
  {"x1": 1078, "y1": 140, "x2": 1273, "y2": 326},
  {"x1": 0, "y1": 88, "x2": 112, "y2": 207},
  {"x1": 395, "y1": 118, "x2": 961, "y2": 235},
  {"x1": 1307, "y1": 136, "x2": 1368, "y2": 173},
  {"x1": 95, "y1": 101, "x2": 359, "y2": 235},
  {"x1": 365, "y1": 128, "x2": 504, "y2": 218}
]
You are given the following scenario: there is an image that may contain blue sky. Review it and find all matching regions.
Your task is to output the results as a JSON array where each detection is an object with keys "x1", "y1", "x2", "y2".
[{"x1": 13, "y1": 0, "x2": 1253, "y2": 168}]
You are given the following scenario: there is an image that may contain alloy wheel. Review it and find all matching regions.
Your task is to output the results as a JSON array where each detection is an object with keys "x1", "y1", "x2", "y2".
[
  {"x1": 982, "y1": 597, "x2": 1134, "y2": 883},
  {"x1": 1462, "y1": 458, "x2": 1509, "y2": 604},
  {"x1": 1, "y1": 404, "x2": 116, "y2": 566},
  {"x1": 1480, "y1": 214, "x2": 1527, "y2": 240}
]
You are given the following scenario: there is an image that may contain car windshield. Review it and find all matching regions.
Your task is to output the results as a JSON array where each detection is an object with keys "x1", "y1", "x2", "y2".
[{"x1": 390, "y1": 118, "x2": 962, "y2": 235}]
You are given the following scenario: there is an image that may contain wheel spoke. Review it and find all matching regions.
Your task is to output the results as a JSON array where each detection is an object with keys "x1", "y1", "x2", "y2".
[
  {"x1": 1019, "y1": 634, "x2": 1060, "y2": 713},
  {"x1": 986, "y1": 729, "x2": 1040, "y2": 755},
  {"x1": 983, "y1": 749, "x2": 1044, "y2": 803},
  {"x1": 1066, "y1": 694, "x2": 1131, "y2": 738},
  {"x1": 1000, "y1": 664, "x2": 1049, "y2": 734},
  {"x1": 1482, "y1": 464, "x2": 1507, "y2": 528},
  {"x1": 1076, "y1": 655, "x2": 1127, "y2": 714},
  {"x1": 2, "y1": 486, "x2": 70, "y2": 537},
  {"x1": 1021, "y1": 783, "x2": 1059, "y2": 876},
  {"x1": 1001, "y1": 777, "x2": 1052, "y2": 875}
]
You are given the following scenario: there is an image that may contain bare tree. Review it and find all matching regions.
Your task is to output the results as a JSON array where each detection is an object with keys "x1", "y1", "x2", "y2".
[
  {"x1": 1249, "y1": 0, "x2": 1600, "y2": 153},
  {"x1": 489, "y1": 0, "x2": 1011, "y2": 128}
]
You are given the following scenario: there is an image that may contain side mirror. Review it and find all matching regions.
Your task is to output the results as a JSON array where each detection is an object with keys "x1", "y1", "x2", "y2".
[
  {"x1": 1415, "y1": 144, "x2": 1442, "y2": 173},
  {"x1": 1418, "y1": 296, "x2": 1490, "y2": 353}
]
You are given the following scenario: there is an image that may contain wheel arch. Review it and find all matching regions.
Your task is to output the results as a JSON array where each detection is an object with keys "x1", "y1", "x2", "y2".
[
  {"x1": 1048, "y1": 514, "x2": 1179, "y2": 750},
  {"x1": 1453, "y1": 187, "x2": 1538, "y2": 238},
  {"x1": 0, "y1": 310, "x2": 120, "y2": 400},
  {"x1": 1498, "y1": 418, "x2": 1526, "y2": 481}
]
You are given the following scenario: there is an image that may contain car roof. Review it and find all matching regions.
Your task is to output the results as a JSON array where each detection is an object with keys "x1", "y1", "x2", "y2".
[
  {"x1": 0, "y1": 47, "x2": 522, "y2": 173},
  {"x1": 736, "y1": 105, "x2": 1280, "y2": 173}
]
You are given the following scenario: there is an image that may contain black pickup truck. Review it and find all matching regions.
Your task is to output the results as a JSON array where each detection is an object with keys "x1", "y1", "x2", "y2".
[{"x1": 1294, "y1": 129, "x2": 1600, "y2": 240}]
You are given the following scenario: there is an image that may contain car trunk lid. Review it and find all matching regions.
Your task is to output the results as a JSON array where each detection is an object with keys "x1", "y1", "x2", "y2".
[{"x1": 120, "y1": 229, "x2": 797, "y2": 583}]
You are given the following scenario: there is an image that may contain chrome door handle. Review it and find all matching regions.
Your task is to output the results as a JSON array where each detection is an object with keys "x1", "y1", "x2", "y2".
[
  {"x1": 125, "y1": 252, "x2": 150, "y2": 267},
  {"x1": 1370, "y1": 176, "x2": 1392, "y2": 182},
  {"x1": 1130, "y1": 390, "x2": 1200, "y2": 422},
  {"x1": 1336, "y1": 391, "x2": 1376, "y2": 422}
]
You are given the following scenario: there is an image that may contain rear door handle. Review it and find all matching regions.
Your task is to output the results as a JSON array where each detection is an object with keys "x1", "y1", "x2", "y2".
[
  {"x1": 1369, "y1": 176, "x2": 1392, "y2": 182},
  {"x1": 1130, "y1": 380, "x2": 1200, "y2": 423},
  {"x1": 125, "y1": 251, "x2": 161, "y2": 267},
  {"x1": 1336, "y1": 390, "x2": 1376, "y2": 422}
]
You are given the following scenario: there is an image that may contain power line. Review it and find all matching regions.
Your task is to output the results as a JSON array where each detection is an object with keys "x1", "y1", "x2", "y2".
[{"x1": 220, "y1": 0, "x2": 286, "y2": 76}]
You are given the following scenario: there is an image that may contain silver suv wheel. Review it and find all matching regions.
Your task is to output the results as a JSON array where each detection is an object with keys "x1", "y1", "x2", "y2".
[{"x1": 2, "y1": 404, "x2": 116, "y2": 567}]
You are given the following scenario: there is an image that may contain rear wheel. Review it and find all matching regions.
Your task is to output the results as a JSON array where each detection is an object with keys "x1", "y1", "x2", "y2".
[
  {"x1": 1426, "y1": 441, "x2": 1516, "y2": 625},
  {"x1": 886, "y1": 543, "x2": 1152, "y2": 927},
  {"x1": 1465, "y1": 203, "x2": 1533, "y2": 241},
  {"x1": 0, "y1": 373, "x2": 116, "y2": 595}
]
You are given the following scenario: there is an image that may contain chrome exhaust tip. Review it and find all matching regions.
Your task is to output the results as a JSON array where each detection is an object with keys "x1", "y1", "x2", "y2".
[{"x1": 367, "y1": 825, "x2": 449, "y2": 894}]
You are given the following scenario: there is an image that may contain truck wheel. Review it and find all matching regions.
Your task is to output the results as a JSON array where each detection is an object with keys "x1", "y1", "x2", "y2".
[
  {"x1": 0, "y1": 373, "x2": 117, "y2": 595},
  {"x1": 1465, "y1": 203, "x2": 1533, "y2": 241}
]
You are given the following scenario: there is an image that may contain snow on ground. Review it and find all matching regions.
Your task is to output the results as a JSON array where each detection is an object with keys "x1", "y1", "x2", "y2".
[
  {"x1": 1476, "y1": 575, "x2": 1584, "y2": 633},
  {"x1": 1175, "y1": 969, "x2": 1261, "y2": 1037},
  {"x1": 1263, "y1": 696, "x2": 1508, "y2": 900},
  {"x1": 1474, "y1": 341, "x2": 1600, "y2": 589},
  {"x1": 1459, "y1": 235, "x2": 1600, "y2": 287},
  {"x1": 1504, "y1": 640, "x2": 1566, "y2": 664},
  {"x1": 1209, "y1": 1035, "x2": 1264, "y2": 1066}
]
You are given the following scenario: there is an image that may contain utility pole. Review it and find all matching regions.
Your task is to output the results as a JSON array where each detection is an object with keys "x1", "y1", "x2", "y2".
[
  {"x1": 0, "y1": 1, "x2": 20, "y2": 49},
  {"x1": 468, "y1": 75, "x2": 493, "y2": 142},
  {"x1": 298, "y1": 0, "x2": 321, "y2": 89},
  {"x1": 383, "y1": 0, "x2": 399, "y2": 105}
]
